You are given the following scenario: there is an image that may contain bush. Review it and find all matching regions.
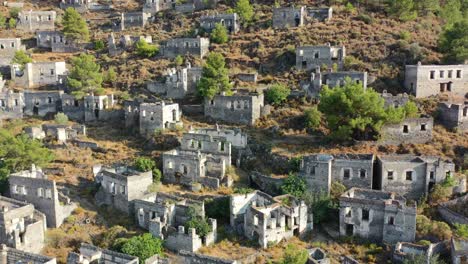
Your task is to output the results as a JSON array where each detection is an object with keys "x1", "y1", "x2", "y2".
[
  {"x1": 399, "y1": 30, "x2": 412, "y2": 41},
  {"x1": 265, "y1": 83, "x2": 290, "y2": 105},
  {"x1": 135, "y1": 39, "x2": 159, "y2": 58},
  {"x1": 210, "y1": 23, "x2": 228, "y2": 44},
  {"x1": 94, "y1": 40, "x2": 105, "y2": 50},
  {"x1": 197, "y1": 52, "x2": 232, "y2": 99},
  {"x1": 8, "y1": 18, "x2": 16, "y2": 29},
  {"x1": 9, "y1": 7, "x2": 20, "y2": 18},
  {"x1": 11, "y1": 50, "x2": 32, "y2": 70},
  {"x1": 304, "y1": 106, "x2": 322, "y2": 130},
  {"x1": 357, "y1": 14, "x2": 373, "y2": 24},
  {"x1": 281, "y1": 173, "x2": 306, "y2": 197},
  {"x1": 429, "y1": 184, "x2": 451, "y2": 203},
  {"x1": 416, "y1": 215, "x2": 452, "y2": 240},
  {"x1": 455, "y1": 224, "x2": 468, "y2": 239},
  {"x1": 54, "y1": 112, "x2": 69, "y2": 125},
  {"x1": 174, "y1": 55, "x2": 184, "y2": 66},
  {"x1": 279, "y1": 244, "x2": 308, "y2": 264},
  {"x1": 121, "y1": 233, "x2": 163, "y2": 261}
]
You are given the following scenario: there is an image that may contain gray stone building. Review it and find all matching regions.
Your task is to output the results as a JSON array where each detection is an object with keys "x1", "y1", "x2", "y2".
[
  {"x1": 200, "y1": 13, "x2": 240, "y2": 34},
  {"x1": 36, "y1": 31, "x2": 81, "y2": 53},
  {"x1": 134, "y1": 192, "x2": 204, "y2": 239},
  {"x1": 393, "y1": 242, "x2": 434, "y2": 263},
  {"x1": 94, "y1": 165, "x2": 153, "y2": 214},
  {"x1": 124, "y1": 100, "x2": 183, "y2": 137},
  {"x1": 23, "y1": 90, "x2": 64, "y2": 117},
  {"x1": 230, "y1": 191, "x2": 312, "y2": 249},
  {"x1": 143, "y1": 0, "x2": 175, "y2": 14},
  {"x1": 381, "y1": 91, "x2": 410, "y2": 108},
  {"x1": 16, "y1": 10, "x2": 56, "y2": 32},
  {"x1": 272, "y1": 6, "x2": 306, "y2": 29},
  {"x1": 0, "y1": 196, "x2": 46, "y2": 253},
  {"x1": 0, "y1": 244, "x2": 56, "y2": 264},
  {"x1": 160, "y1": 37, "x2": 210, "y2": 59},
  {"x1": 376, "y1": 155, "x2": 455, "y2": 200},
  {"x1": 8, "y1": 165, "x2": 76, "y2": 228},
  {"x1": 179, "y1": 250, "x2": 237, "y2": 264},
  {"x1": 0, "y1": 38, "x2": 25, "y2": 66},
  {"x1": 61, "y1": 93, "x2": 121, "y2": 123},
  {"x1": 204, "y1": 91, "x2": 267, "y2": 125},
  {"x1": 147, "y1": 64, "x2": 202, "y2": 99},
  {"x1": 162, "y1": 131, "x2": 232, "y2": 189},
  {"x1": 165, "y1": 219, "x2": 217, "y2": 253},
  {"x1": 302, "y1": 69, "x2": 368, "y2": 97},
  {"x1": 108, "y1": 33, "x2": 153, "y2": 56},
  {"x1": 437, "y1": 101, "x2": 468, "y2": 131},
  {"x1": 451, "y1": 238, "x2": 468, "y2": 264},
  {"x1": 66, "y1": 243, "x2": 138, "y2": 264},
  {"x1": 24, "y1": 123, "x2": 86, "y2": 143},
  {"x1": 404, "y1": 62, "x2": 468, "y2": 98},
  {"x1": 189, "y1": 125, "x2": 247, "y2": 148},
  {"x1": 116, "y1": 12, "x2": 151, "y2": 31},
  {"x1": 11, "y1": 62, "x2": 67, "y2": 88},
  {"x1": 0, "y1": 88, "x2": 24, "y2": 120},
  {"x1": 299, "y1": 154, "x2": 375, "y2": 194},
  {"x1": 308, "y1": 7, "x2": 333, "y2": 22},
  {"x1": 380, "y1": 117, "x2": 433, "y2": 145},
  {"x1": 174, "y1": 0, "x2": 218, "y2": 13},
  {"x1": 339, "y1": 188, "x2": 416, "y2": 244},
  {"x1": 60, "y1": 0, "x2": 111, "y2": 12},
  {"x1": 296, "y1": 45, "x2": 346, "y2": 71}
]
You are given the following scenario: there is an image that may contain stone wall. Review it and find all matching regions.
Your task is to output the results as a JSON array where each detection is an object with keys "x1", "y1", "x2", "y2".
[
  {"x1": 200, "y1": 13, "x2": 240, "y2": 34},
  {"x1": 0, "y1": 245, "x2": 56, "y2": 264},
  {"x1": 272, "y1": 6, "x2": 306, "y2": 29},
  {"x1": 296, "y1": 45, "x2": 345, "y2": 71},
  {"x1": 16, "y1": 10, "x2": 56, "y2": 32},
  {"x1": 204, "y1": 92, "x2": 265, "y2": 125},
  {"x1": 249, "y1": 171, "x2": 284, "y2": 196},
  {"x1": 165, "y1": 219, "x2": 216, "y2": 253},
  {"x1": 380, "y1": 117, "x2": 433, "y2": 145},
  {"x1": 179, "y1": 250, "x2": 238, "y2": 264},
  {"x1": 437, "y1": 102, "x2": 468, "y2": 131},
  {"x1": 438, "y1": 194, "x2": 468, "y2": 226},
  {"x1": 11, "y1": 62, "x2": 67, "y2": 89},
  {"x1": 161, "y1": 37, "x2": 210, "y2": 58}
]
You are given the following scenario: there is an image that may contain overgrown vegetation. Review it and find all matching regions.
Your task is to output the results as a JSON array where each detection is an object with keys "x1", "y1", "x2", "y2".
[
  {"x1": 135, "y1": 39, "x2": 159, "y2": 58},
  {"x1": 62, "y1": 7, "x2": 90, "y2": 42},
  {"x1": 133, "y1": 157, "x2": 161, "y2": 182},
  {"x1": 265, "y1": 83, "x2": 290, "y2": 106},
  {"x1": 210, "y1": 23, "x2": 229, "y2": 44},
  {"x1": 197, "y1": 52, "x2": 232, "y2": 99},
  {"x1": 281, "y1": 173, "x2": 306, "y2": 197},
  {"x1": 120, "y1": 233, "x2": 164, "y2": 261},
  {"x1": 11, "y1": 50, "x2": 32, "y2": 70}
]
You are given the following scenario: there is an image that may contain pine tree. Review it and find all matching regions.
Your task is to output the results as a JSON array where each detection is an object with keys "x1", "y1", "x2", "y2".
[
  {"x1": 439, "y1": 19, "x2": 468, "y2": 63},
  {"x1": 210, "y1": 23, "x2": 229, "y2": 44},
  {"x1": 67, "y1": 54, "x2": 103, "y2": 98},
  {"x1": 387, "y1": 0, "x2": 417, "y2": 21},
  {"x1": 11, "y1": 50, "x2": 32, "y2": 70},
  {"x1": 197, "y1": 52, "x2": 232, "y2": 99},
  {"x1": 235, "y1": 0, "x2": 254, "y2": 23},
  {"x1": 62, "y1": 7, "x2": 90, "y2": 42}
]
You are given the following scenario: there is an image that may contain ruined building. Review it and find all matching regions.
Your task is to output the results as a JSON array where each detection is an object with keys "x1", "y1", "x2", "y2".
[
  {"x1": 23, "y1": 90, "x2": 64, "y2": 117},
  {"x1": 339, "y1": 188, "x2": 416, "y2": 244},
  {"x1": 404, "y1": 63, "x2": 467, "y2": 98},
  {"x1": 0, "y1": 88, "x2": 24, "y2": 120},
  {"x1": 94, "y1": 165, "x2": 153, "y2": 214},
  {"x1": 296, "y1": 45, "x2": 346, "y2": 71},
  {"x1": 308, "y1": 7, "x2": 333, "y2": 22},
  {"x1": 437, "y1": 101, "x2": 468, "y2": 131},
  {"x1": 200, "y1": 13, "x2": 240, "y2": 34},
  {"x1": 272, "y1": 6, "x2": 306, "y2": 29},
  {"x1": 36, "y1": 31, "x2": 81, "y2": 53},
  {"x1": 24, "y1": 123, "x2": 86, "y2": 143},
  {"x1": 160, "y1": 37, "x2": 210, "y2": 59},
  {"x1": 147, "y1": 64, "x2": 202, "y2": 99},
  {"x1": 376, "y1": 155, "x2": 455, "y2": 200},
  {"x1": 189, "y1": 125, "x2": 248, "y2": 148},
  {"x1": 10, "y1": 61, "x2": 67, "y2": 88},
  {"x1": 204, "y1": 91, "x2": 268, "y2": 125},
  {"x1": 8, "y1": 165, "x2": 77, "y2": 228},
  {"x1": 230, "y1": 190, "x2": 312, "y2": 248},
  {"x1": 381, "y1": 91, "x2": 410, "y2": 108},
  {"x1": 302, "y1": 68, "x2": 367, "y2": 97},
  {"x1": 63, "y1": 94, "x2": 120, "y2": 123},
  {"x1": 163, "y1": 131, "x2": 232, "y2": 189},
  {"x1": 124, "y1": 100, "x2": 183, "y2": 137},
  {"x1": 380, "y1": 116, "x2": 433, "y2": 145},
  {"x1": 451, "y1": 238, "x2": 468, "y2": 264},
  {"x1": 116, "y1": 11, "x2": 151, "y2": 31},
  {"x1": 143, "y1": 0, "x2": 174, "y2": 14},
  {"x1": 60, "y1": 0, "x2": 111, "y2": 12},
  {"x1": 299, "y1": 154, "x2": 375, "y2": 194},
  {"x1": 0, "y1": 196, "x2": 46, "y2": 253},
  {"x1": 66, "y1": 243, "x2": 138, "y2": 264},
  {"x1": 108, "y1": 33, "x2": 153, "y2": 56},
  {"x1": 16, "y1": 10, "x2": 56, "y2": 32},
  {"x1": 0, "y1": 38, "x2": 25, "y2": 66},
  {"x1": 0, "y1": 244, "x2": 56, "y2": 264},
  {"x1": 307, "y1": 248, "x2": 330, "y2": 264},
  {"x1": 393, "y1": 242, "x2": 435, "y2": 263},
  {"x1": 165, "y1": 219, "x2": 217, "y2": 253},
  {"x1": 174, "y1": 0, "x2": 218, "y2": 13}
]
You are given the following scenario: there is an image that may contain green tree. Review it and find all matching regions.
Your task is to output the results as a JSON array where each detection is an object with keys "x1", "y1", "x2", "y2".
[
  {"x1": 454, "y1": 224, "x2": 468, "y2": 239},
  {"x1": 197, "y1": 52, "x2": 232, "y2": 99},
  {"x1": 302, "y1": 191, "x2": 333, "y2": 224},
  {"x1": 9, "y1": 7, "x2": 20, "y2": 18},
  {"x1": 133, "y1": 157, "x2": 161, "y2": 182},
  {"x1": 121, "y1": 233, "x2": 163, "y2": 262},
  {"x1": 0, "y1": 129, "x2": 54, "y2": 193},
  {"x1": 439, "y1": 0, "x2": 463, "y2": 26},
  {"x1": 104, "y1": 66, "x2": 117, "y2": 84},
  {"x1": 404, "y1": 101, "x2": 419, "y2": 118},
  {"x1": 344, "y1": 2, "x2": 356, "y2": 14},
  {"x1": 62, "y1": 7, "x2": 89, "y2": 42},
  {"x1": 279, "y1": 244, "x2": 308, "y2": 264},
  {"x1": 94, "y1": 39, "x2": 105, "y2": 51},
  {"x1": 281, "y1": 173, "x2": 306, "y2": 197},
  {"x1": 304, "y1": 106, "x2": 322, "y2": 129},
  {"x1": 184, "y1": 206, "x2": 212, "y2": 237},
  {"x1": 265, "y1": 83, "x2": 290, "y2": 105},
  {"x1": 135, "y1": 39, "x2": 159, "y2": 58},
  {"x1": 0, "y1": 14, "x2": 6, "y2": 28},
  {"x1": 174, "y1": 55, "x2": 184, "y2": 66},
  {"x1": 210, "y1": 23, "x2": 229, "y2": 44},
  {"x1": 8, "y1": 18, "x2": 16, "y2": 29},
  {"x1": 438, "y1": 19, "x2": 468, "y2": 63},
  {"x1": 54, "y1": 112, "x2": 69, "y2": 125},
  {"x1": 11, "y1": 50, "x2": 32, "y2": 70},
  {"x1": 235, "y1": 0, "x2": 254, "y2": 23},
  {"x1": 414, "y1": 0, "x2": 440, "y2": 15},
  {"x1": 67, "y1": 54, "x2": 103, "y2": 98},
  {"x1": 387, "y1": 0, "x2": 417, "y2": 21}
]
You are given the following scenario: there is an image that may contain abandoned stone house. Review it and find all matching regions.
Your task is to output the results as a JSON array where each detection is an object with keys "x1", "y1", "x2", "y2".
[
  {"x1": 16, "y1": 10, "x2": 56, "y2": 32},
  {"x1": 162, "y1": 132, "x2": 232, "y2": 189},
  {"x1": 380, "y1": 116, "x2": 433, "y2": 145},
  {"x1": 296, "y1": 45, "x2": 346, "y2": 71},
  {"x1": 204, "y1": 91, "x2": 267, "y2": 125},
  {"x1": 200, "y1": 13, "x2": 240, "y2": 34},
  {"x1": 124, "y1": 100, "x2": 182, "y2": 137},
  {"x1": 381, "y1": 91, "x2": 410, "y2": 108},
  {"x1": 179, "y1": 250, "x2": 237, "y2": 264},
  {"x1": 108, "y1": 33, "x2": 153, "y2": 56},
  {"x1": 393, "y1": 242, "x2": 434, "y2": 263},
  {"x1": 451, "y1": 238, "x2": 468, "y2": 264},
  {"x1": 23, "y1": 90, "x2": 64, "y2": 117},
  {"x1": 236, "y1": 73, "x2": 258, "y2": 83},
  {"x1": 0, "y1": 88, "x2": 24, "y2": 120},
  {"x1": 174, "y1": 0, "x2": 218, "y2": 13},
  {"x1": 160, "y1": 37, "x2": 210, "y2": 59},
  {"x1": 189, "y1": 125, "x2": 248, "y2": 148},
  {"x1": 230, "y1": 191, "x2": 312, "y2": 249},
  {"x1": 299, "y1": 154, "x2": 375, "y2": 195},
  {"x1": 0, "y1": 196, "x2": 47, "y2": 253},
  {"x1": 60, "y1": 93, "x2": 120, "y2": 123},
  {"x1": 134, "y1": 192, "x2": 204, "y2": 239},
  {"x1": 10, "y1": 61, "x2": 68, "y2": 88},
  {"x1": 25, "y1": 123, "x2": 86, "y2": 144},
  {"x1": 376, "y1": 155, "x2": 455, "y2": 200},
  {"x1": 437, "y1": 101, "x2": 468, "y2": 131},
  {"x1": 272, "y1": 6, "x2": 306, "y2": 29},
  {"x1": 307, "y1": 248, "x2": 330, "y2": 264},
  {"x1": 339, "y1": 188, "x2": 416, "y2": 244},
  {"x1": 308, "y1": 7, "x2": 333, "y2": 22},
  {"x1": 59, "y1": 0, "x2": 111, "y2": 13},
  {"x1": 302, "y1": 69, "x2": 368, "y2": 97},
  {"x1": 0, "y1": 244, "x2": 56, "y2": 264},
  {"x1": 0, "y1": 38, "x2": 25, "y2": 66},
  {"x1": 143, "y1": 0, "x2": 175, "y2": 14},
  {"x1": 116, "y1": 12, "x2": 151, "y2": 31},
  {"x1": 165, "y1": 219, "x2": 217, "y2": 253},
  {"x1": 66, "y1": 243, "x2": 138, "y2": 264},
  {"x1": 36, "y1": 31, "x2": 81, "y2": 53},
  {"x1": 146, "y1": 64, "x2": 202, "y2": 99},
  {"x1": 8, "y1": 165, "x2": 77, "y2": 228},
  {"x1": 404, "y1": 63, "x2": 467, "y2": 98},
  {"x1": 94, "y1": 164, "x2": 153, "y2": 214}
]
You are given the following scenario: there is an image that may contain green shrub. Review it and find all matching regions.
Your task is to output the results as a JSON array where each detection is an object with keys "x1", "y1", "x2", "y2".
[
  {"x1": 135, "y1": 39, "x2": 159, "y2": 58},
  {"x1": 304, "y1": 106, "x2": 322, "y2": 130},
  {"x1": 454, "y1": 224, "x2": 468, "y2": 239},
  {"x1": 94, "y1": 40, "x2": 105, "y2": 50},
  {"x1": 281, "y1": 173, "x2": 306, "y2": 197},
  {"x1": 54, "y1": 112, "x2": 69, "y2": 125},
  {"x1": 120, "y1": 233, "x2": 163, "y2": 261},
  {"x1": 265, "y1": 83, "x2": 290, "y2": 105},
  {"x1": 210, "y1": 23, "x2": 228, "y2": 44}
]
